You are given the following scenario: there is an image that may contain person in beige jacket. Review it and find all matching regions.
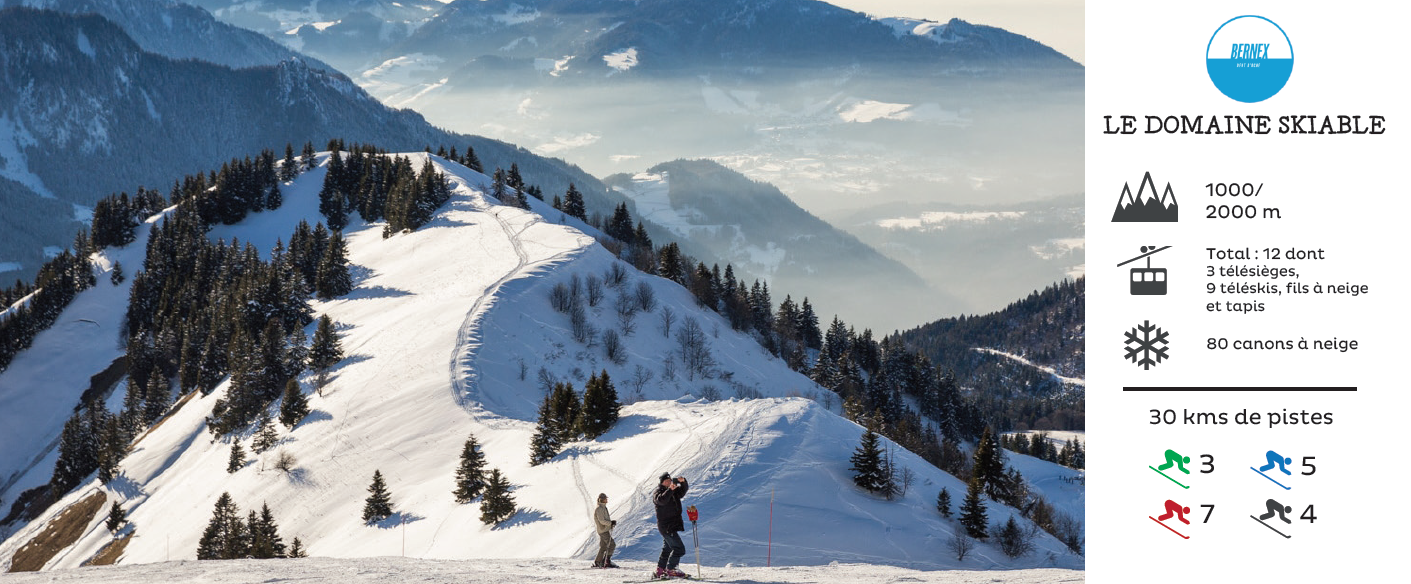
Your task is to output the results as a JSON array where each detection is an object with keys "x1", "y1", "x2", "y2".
[{"x1": 593, "y1": 493, "x2": 619, "y2": 568}]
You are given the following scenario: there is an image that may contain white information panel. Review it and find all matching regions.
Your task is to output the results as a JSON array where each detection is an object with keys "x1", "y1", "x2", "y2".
[{"x1": 1087, "y1": 2, "x2": 1406, "y2": 581}]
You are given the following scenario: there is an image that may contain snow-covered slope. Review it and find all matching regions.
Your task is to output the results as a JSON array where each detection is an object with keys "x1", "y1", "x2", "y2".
[
  {"x1": 0, "y1": 556, "x2": 1081, "y2": 583},
  {"x1": 0, "y1": 154, "x2": 1082, "y2": 572}
]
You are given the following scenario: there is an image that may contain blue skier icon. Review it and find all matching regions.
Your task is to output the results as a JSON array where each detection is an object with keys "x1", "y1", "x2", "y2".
[
  {"x1": 1258, "y1": 451, "x2": 1292, "y2": 475},
  {"x1": 1251, "y1": 450, "x2": 1293, "y2": 490}
]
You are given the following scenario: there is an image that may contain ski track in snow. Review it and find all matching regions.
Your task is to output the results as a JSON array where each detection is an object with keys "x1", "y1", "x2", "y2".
[{"x1": 448, "y1": 189, "x2": 581, "y2": 429}]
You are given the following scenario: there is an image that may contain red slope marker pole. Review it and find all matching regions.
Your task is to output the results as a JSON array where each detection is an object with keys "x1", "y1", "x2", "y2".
[{"x1": 688, "y1": 505, "x2": 701, "y2": 579}]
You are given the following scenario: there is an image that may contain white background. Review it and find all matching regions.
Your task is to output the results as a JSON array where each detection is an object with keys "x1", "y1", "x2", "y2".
[{"x1": 1087, "y1": 1, "x2": 1406, "y2": 581}]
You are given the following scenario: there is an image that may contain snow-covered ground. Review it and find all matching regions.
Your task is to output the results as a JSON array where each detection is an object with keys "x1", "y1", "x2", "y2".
[
  {"x1": 0, "y1": 154, "x2": 1083, "y2": 573},
  {"x1": 0, "y1": 556, "x2": 1083, "y2": 583}
]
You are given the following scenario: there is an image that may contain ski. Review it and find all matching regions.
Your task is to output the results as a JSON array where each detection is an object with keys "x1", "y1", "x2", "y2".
[
  {"x1": 1148, "y1": 516, "x2": 1189, "y2": 539},
  {"x1": 1250, "y1": 515, "x2": 1292, "y2": 538},
  {"x1": 1251, "y1": 467, "x2": 1292, "y2": 490},
  {"x1": 1149, "y1": 466, "x2": 1190, "y2": 489},
  {"x1": 624, "y1": 575, "x2": 722, "y2": 583}
]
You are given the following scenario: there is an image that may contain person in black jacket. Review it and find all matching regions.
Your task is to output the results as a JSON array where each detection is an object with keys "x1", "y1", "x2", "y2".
[{"x1": 652, "y1": 472, "x2": 689, "y2": 579}]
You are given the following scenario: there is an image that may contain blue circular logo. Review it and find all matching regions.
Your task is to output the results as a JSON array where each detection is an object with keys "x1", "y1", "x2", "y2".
[{"x1": 1206, "y1": 15, "x2": 1293, "y2": 103}]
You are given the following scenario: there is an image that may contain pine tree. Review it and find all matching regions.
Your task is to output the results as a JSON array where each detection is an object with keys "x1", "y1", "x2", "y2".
[
  {"x1": 315, "y1": 231, "x2": 352, "y2": 300},
  {"x1": 106, "y1": 501, "x2": 126, "y2": 533},
  {"x1": 252, "y1": 414, "x2": 278, "y2": 454},
  {"x1": 958, "y1": 475, "x2": 988, "y2": 539},
  {"x1": 143, "y1": 373, "x2": 170, "y2": 425},
  {"x1": 227, "y1": 443, "x2": 246, "y2": 473},
  {"x1": 453, "y1": 434, "x2": 488, "y2": 503},
  {"x1": 936, "y1": 487, "x2": 953, "y2": 518},
  {"x1": 52, "y1": 409, "x2": 101, "y2": 493},
  {"x1": 110, "y1": 261, "x2": 124, "y2": 286},
  {"x1": 849, "y1": 428, "x2": 886, "y2": 493},
  {"x1": 362, "y1": 470, "x2": 393, "y2": 523},
  {"x1": 248, "y1": 502, "x2": 286, "y2": 559},
  {"x1": 281, "y1": 144, "x2": 298, "y2": 182},
  {"x1": 528, "y1": 392, "x2": 561, "y2": 466},
  {"x1": 479, "y1": 468, "x2": 516, "y2": 525},
  {"x1": 548, "y1": 382, "x2": 582, "y2": 442},
  {"x1": 266, "y1": 182, "x2": 283, "y2": 210},
  {"x1": 96, "y1": 413, "x2": 126, "y2": 485},
  {"x1": 309, "y1": 315, "x2": 343, "y2": 393},
  {"x1": 288, "y1": 537, "x2": 308, "y2": 558},
  {"x1": 300, "y1": 141, "x2": 317, "y2": 171},
  {"x1": 279, "y1": 379, "x2": 309, "y2": 428},
  {"x1": 197, "y1": 492, "x2": 249, "y2": 560},
  {"x1": 579, "y1": 371, "x2": 620, "y2": 439},
  {"x1": 463, "y1": 146, "x2": 483, "y2": 173},
  {"x1": 972, "y1": 427, "x2": 1004, "y2": 500},
  {"x1": 562, "y1": 183, "x2": 586, "y2": 220}
]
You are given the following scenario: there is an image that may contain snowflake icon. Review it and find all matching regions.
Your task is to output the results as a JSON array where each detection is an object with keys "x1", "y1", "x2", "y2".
[{"x1": 1124, "y1": 320, "x2": 1169, "y2": 369}]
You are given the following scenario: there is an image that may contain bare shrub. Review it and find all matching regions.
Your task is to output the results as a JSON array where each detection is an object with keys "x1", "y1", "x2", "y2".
[
  {"x1": 658, "y1": 305, "x2": 675, "y2": 337},
  {"x1": 948, "y1": 532, "x2": 975, "y2": 561},
  {"x1": 615, "y1": 291, "x2": 638, "y2": 336},
  {"x1": 586, "y1": 275, "x2": 604, "y2": 307},
  {"x1": 605, "y1": 263, "x2": 628, "y2": 288},
  {"x1": 275, "y1": 450, "x2": 297, "y2": 473},
  {"x1": 603, "y1": 329, "x2": 626, "y2": 365},
  {"x1": 635, "y1": 281, "x2": 657, "y2": 312}
]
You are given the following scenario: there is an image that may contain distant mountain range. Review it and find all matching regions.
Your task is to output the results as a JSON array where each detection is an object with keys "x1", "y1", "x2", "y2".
[
  {"x1": 0, "y1": 5, "x2": 609, "y2": 281},
  {"x1": 606, "y1": 160, "x2": 943, "y2": 331},
  {"x1": 825, "y1": 194, "x2": 1084, "y2": 316},
  {"x1": 0, "y1": 0, "x2": 332, "y2": 70}
]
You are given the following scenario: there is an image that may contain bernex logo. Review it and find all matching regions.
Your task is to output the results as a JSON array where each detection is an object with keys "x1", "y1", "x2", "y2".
[{"x1": 1206, "y1": 15, "x2": 1293, "y2": 103}]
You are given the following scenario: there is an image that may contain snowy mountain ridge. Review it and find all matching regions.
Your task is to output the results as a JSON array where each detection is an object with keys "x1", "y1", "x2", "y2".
[{"x1": 0, "y1": 153, "x2": 1083, "y2": 572}]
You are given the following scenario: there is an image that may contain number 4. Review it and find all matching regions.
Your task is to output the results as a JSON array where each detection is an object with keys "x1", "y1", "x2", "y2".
[{"x1": 1301, "y1": 505, "x2": 1317, "y2": 523}]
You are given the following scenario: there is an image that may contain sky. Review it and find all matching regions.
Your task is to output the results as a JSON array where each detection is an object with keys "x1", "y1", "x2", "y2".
[{"x1": 822, "y1": 0, "x2": 1085, "y2": 64}]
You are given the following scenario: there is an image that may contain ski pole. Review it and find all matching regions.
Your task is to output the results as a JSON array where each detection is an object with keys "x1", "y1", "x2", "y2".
[{"x1": 688, "y1": 505, "x2": 700, "y2": 579}]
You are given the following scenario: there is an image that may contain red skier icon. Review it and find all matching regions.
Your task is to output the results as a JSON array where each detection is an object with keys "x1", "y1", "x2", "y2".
[
  {"x1": 1250, "y1": 499, "x2": 1293, "y2": 539},
  {"x1": 1150, "y1": 448, "x2": 1192, "y2": 489},
  {"x1": 1157, "y1": 500, "x2": 1191, "y2": 524},
  {"x1": 1149, "y1": 499, "x2": 1191, "y2": 539},
  {"x1": 1251, "y1": 450, "x2": 1294, "y2": 490}
]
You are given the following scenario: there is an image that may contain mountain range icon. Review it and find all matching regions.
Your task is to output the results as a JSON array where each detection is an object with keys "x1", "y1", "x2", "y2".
[{"x1": 1111, "y1": 172, "x2": 1178, "y2": 222}]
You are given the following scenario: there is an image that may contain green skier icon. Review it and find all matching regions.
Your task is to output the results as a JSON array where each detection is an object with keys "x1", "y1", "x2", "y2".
[
  {"x1": 1150, "y1": 448, "x2": 1192, "y2": 489},
  {"x1": 1157, "y1": 449, "x2": 1191, "y2": 474}
]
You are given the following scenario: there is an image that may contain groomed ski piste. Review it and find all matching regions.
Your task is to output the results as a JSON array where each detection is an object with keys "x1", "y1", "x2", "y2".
[
  {"x1": 0, "y1": 556, "x2": 1084, "y2": 583},
  {"x1": 0, "y1": 153, "x2": 1083, "y2": 577}
]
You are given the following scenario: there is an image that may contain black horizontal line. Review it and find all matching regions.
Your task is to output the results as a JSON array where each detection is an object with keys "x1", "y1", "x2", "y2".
[{"x1": 1123, "y1": 387, "x2": 1356, "y2": 392}]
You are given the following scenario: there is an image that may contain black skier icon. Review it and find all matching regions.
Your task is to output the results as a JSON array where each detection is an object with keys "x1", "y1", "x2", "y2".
[
  {"x1": 1117, "y1": 246, "x2": 1170, "y2": 295},
  {"x1": 1251, "y1": 499, "x2": 1293, "y2": 538},
  {"x1": 1251, "y1": 450, "x2": 1293, "y2": 490}
]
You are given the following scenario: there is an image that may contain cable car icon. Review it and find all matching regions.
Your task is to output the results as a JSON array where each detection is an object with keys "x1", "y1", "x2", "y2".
[{"x1": 1118, "y1": 246, "x2": 1171, "y2": 295}]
